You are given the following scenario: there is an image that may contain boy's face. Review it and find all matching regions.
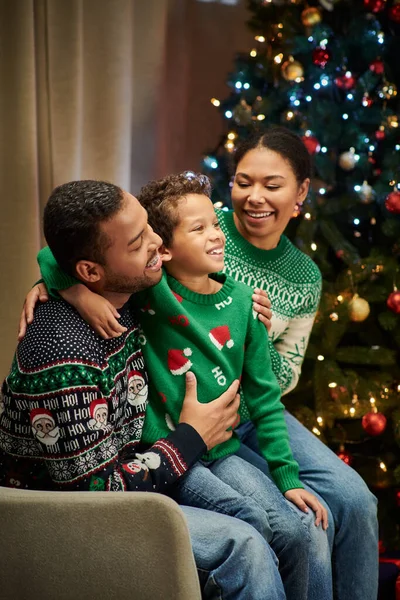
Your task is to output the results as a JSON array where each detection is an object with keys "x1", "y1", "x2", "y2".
[{"x1": 166, "y1": 194, "x2": 225, "y2": 276}]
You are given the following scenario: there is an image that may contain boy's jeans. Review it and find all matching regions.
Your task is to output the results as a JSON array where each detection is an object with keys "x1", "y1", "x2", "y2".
[
  {"x1": 174, "y1": 453, "x2": 330, "y2": 600},
  {"x1": 236, "y1": 411, "x2": 379, "y2": 600}
]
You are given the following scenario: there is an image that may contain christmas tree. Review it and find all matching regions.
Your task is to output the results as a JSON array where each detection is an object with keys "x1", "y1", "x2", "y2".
[{"x1": 203, "y1": 0, "x2": 400, "y2": 550}]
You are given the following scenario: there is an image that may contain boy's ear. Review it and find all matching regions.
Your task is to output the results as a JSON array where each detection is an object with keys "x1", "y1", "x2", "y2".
[
  {"x1": 159, "y1": 244, "x2": 173, "y2": 263},
  {"x1": 75, "y1": 260, "x2": 103, "y2": 283}
]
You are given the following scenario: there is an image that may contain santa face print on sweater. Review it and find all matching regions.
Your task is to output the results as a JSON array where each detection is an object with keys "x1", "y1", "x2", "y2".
[
  {"x1": 127, "y1": 371, "x2": 148, "y2": 412},
  {"x1": 88, "y1": 399, "x2": 110, "y2": 431},
  {"x1": 30, "y1": 409, "x2": 60, "y2": 446}
]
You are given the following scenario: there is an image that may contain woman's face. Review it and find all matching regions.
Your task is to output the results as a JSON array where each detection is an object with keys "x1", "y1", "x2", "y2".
[{"x1": 231, "y1": 148, "x2": 309, "y2": 250}]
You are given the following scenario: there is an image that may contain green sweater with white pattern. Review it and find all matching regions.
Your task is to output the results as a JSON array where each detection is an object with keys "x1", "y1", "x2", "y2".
[{"x1": 217, "y1": 209, "x2": 322, "y2": 406}]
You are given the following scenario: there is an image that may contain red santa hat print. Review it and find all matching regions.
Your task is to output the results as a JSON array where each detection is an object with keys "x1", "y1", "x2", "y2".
[
  {"x1": 128, "y1": 370, "x2": 145, "y2": 381},
  {"x1": 89, "y1": 398, "x2": 108, "y2": 419},
  {"x1": 168, "y1": 348, "x2": 193, "y2": 376},
  {"x1": 209, "y1": 326, "x2": 234, "y2": 351},
  {"x1": 30, "y1": 408, "x2": 54, "y2": 427}
]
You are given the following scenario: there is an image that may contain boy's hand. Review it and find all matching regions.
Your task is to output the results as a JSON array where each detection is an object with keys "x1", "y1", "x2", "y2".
[
  {"x1": 284, "y1": 488, "x2": 328, "y2": 530},
  {"x1": 252, "y1": 288, "x2": 272, "y2": 332},
  {"x1": 179, "y1": 372, "x2": 240, "y2": 450},
  {"x1": 60, "y1": 284, "x2": 127, "y2": 339},
  {"x1": 18, "y1": 283, "x2": 49, "y2": 340}
]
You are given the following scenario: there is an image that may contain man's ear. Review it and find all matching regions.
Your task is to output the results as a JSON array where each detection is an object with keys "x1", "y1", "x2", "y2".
[
  {"x1": 75, "y1": 260, "x2": 103, "y2": 284},
  {"x1": 159, "y1": 244, "x2": 173, "y2": 263}
]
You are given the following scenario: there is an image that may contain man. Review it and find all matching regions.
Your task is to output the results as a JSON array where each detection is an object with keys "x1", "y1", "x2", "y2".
[{"x1": 0, "y1": 180, "x2": 284, "y2": 599}]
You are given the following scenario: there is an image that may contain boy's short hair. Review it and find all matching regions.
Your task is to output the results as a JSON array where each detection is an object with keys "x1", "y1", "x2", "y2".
[{"x1": 137, "y1": 171, "x2": 211, "y2": 248}]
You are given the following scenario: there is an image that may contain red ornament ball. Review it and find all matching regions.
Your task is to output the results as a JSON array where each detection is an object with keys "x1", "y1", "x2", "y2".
[
  {"x1": 335, "y1": 73, "x2": 356, "y2": 90},
  {"x1": 388, "y1": 4, "x2": 400, "y2": 23},
  {"x1": 385, "y1": 191, "x2": 400, "y2": 214},
  {"x1": 387, "y1": 291, "x2": 400, "y2": 314},
  {"x1": 337, "y1": 449, "x2": 353, "y2": 466},
  {"x1": 369, "y1": 59, "x2": 384, "y2": 75},
  {"x1": 312, "y1": 47, "x2": 331, "y2": 68},
  {"x1": 396, "y1": 490, "x2": 400, "y2": 508},
  {"x1": 375, "y1": 128, "x2": 385, "y2": 141},
  {"x1": 363, "y1": 0, "x2": 386, "y2": 13},
  {"x1": 362, "y1": 411, "x2": 387, "y2": 436},
  {"x1": 301, "y1": 135, "x2": 320, "y2": 155},
  {"x1": 336, "y1": 249, "x2": 345, "y2": 259}
]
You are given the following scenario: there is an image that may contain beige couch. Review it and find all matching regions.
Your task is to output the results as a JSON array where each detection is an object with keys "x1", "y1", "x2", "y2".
[{"x1": 0, "y1": 487, "x2": 201, "y2": 600}]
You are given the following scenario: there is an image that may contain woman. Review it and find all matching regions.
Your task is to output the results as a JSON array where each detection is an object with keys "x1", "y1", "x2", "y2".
[{"x1": 217, "y1": 126, "x2": 378, "y2": 600}]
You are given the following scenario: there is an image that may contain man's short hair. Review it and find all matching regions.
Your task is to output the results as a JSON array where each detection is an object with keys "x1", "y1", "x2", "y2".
[
  {"x1": 137, "y1": 172, "x2": 211, "y2": 248},
  {"x1": 44, "y1": 180, "x2": 124, "y2": 277}
]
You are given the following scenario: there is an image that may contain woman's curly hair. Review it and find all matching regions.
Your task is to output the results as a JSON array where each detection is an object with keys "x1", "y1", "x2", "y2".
[{"x1": 137, "y1": 171, "x2": 211, "y2": 248}]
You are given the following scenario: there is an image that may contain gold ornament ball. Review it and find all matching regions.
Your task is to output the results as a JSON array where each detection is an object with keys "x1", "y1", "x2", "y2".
[
  {"x1": 281, "y1": 60, "x2": 304, "y2": 82},
  {"x1": 301, "y1": 7, "x2": 322, "y2": 26},
  {"x1": 348, "y1": 294, "x2": 370, "y2": 322},
  {"x1": 339, "y1": 150, "x2": 357, "y2": 171}
]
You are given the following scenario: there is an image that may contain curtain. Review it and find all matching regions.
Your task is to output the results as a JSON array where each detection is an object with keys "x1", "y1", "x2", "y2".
[{"x1": 0, "y1": 0, "x2": 251, "y2": 379}]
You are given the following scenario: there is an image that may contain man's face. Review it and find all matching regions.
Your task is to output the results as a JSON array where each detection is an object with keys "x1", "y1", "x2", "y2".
[{"x1": 100, "y1": 193, "x2": 163, "y2": 294}]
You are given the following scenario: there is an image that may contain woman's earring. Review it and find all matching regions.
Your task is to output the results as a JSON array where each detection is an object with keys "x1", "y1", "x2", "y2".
[{"x1": 292, "y1": 202, "x2": 303, "y2": 218}]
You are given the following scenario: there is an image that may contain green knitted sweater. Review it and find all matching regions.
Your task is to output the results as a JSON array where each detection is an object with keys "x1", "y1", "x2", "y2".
[
  {"x1": 37, "y1": 248, "x2": 302, "y2": 493},
  {"x1": 217, "y1": 209, "x2": 322, "y2": 404}
]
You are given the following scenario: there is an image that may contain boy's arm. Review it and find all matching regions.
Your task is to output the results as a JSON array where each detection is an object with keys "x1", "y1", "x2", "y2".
[
  {"x1": 37, "y1": 246, "x2": 126, "y2": 338},
  {"x1": 241, "y1": 313, "x2": 303, "y2": 494},
  {"x1": 38, "y1": 246, "x2": 79, "y2": 296}
]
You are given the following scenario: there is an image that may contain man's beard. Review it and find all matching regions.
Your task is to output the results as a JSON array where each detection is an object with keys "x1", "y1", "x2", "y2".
[{"x1": 103, "y1": 269, "x2": 159, "y2": 295}]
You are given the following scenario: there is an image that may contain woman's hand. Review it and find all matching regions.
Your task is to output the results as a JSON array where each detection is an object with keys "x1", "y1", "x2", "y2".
[
  {"x1": 252, "y1": 288, "x2": 272, "y2": 332},
  {"x1": 284, "y1": 488, "x2": 329, "y2": 530},
  {"x1": 60, "y1": 285, "x2": 127, "y2": 339},
  {"x1": 18, "y1": 283, "x2": 49, "y2": 340}
]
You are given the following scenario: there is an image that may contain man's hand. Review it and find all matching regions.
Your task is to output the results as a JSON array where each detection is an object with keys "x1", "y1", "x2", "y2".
[
  {"x1": 18, "y1": 283, "x2": 49, "y2": 340},
  {"x1": 252, "y1": 288, "x2": 272, "y2": 332},
  {"x1": 284, "y1": 488, "x2": 329, "y2": 530},
  {"x1": 179, "y1": 372, "x2": 240, "y2": 450}
]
